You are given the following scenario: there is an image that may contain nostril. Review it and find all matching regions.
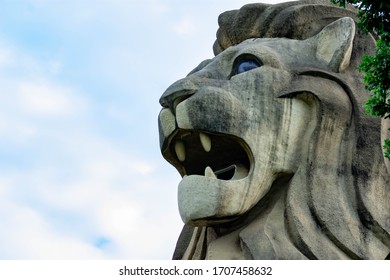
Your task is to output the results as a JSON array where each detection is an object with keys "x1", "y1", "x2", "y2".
[{"x1": 159, "y1": 97, "x2": 170, "y2": 108}]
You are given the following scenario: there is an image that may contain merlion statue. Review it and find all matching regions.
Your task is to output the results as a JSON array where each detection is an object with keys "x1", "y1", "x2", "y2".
[{"x1": 158, "y1": 0, "x2": 390, "y2": 259}]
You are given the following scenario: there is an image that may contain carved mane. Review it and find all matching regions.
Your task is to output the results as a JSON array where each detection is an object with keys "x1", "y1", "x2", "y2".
[{"x1": 166, "y1": 0, "x2": 390, "y2": 259}]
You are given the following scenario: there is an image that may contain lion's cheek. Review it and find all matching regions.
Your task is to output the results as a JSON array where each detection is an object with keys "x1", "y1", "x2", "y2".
[{"x1": 248, "y1": 94, "x2": 316, "y2": 178}]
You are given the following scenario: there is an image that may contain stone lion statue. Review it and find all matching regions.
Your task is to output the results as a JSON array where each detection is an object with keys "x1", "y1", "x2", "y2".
[{"x1": 158, "y1": 0, "x2": 390, "y2": 259}]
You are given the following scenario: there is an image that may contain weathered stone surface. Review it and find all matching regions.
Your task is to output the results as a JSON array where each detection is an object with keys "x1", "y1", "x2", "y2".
[{"x1": 158, "y1": 0, "x2": 390, "y2": 259}]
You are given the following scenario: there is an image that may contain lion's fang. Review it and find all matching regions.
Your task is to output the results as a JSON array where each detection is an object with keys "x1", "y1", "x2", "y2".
[
  {"x1": 175, "y1": 141, "x2": 186, "y2": 162},
  {"x1": 205, "y1": 166, "x2": 217, "y2": 178},
  {"x1": 199, "y1": 132, "x2": 211, "y2": 152}
]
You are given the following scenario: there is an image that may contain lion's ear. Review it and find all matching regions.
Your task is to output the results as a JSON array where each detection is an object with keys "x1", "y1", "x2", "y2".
[{"x1": 311, "y1": 17, "x2": 355, "y2": 72}]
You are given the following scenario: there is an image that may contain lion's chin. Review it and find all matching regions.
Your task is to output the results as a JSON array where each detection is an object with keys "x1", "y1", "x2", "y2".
[{"x1": 178, "y1": 173, "x2": 256, "y2": 226}]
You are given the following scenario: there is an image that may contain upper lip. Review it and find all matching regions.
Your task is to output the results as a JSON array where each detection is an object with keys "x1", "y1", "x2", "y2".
[{"x1": 162, "y1": 129, "x2": 252, "y2": 180}]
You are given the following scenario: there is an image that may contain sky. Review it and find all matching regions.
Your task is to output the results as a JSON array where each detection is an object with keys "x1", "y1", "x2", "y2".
[{"x1": 0, "y1": 0, "x2": 286, "y2": 259}]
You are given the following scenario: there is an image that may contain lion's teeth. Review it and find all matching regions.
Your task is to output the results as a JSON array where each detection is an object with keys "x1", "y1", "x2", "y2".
[
  {"x1": 205, "y1": 166, "x2": 217, "y2": 178},
  {"x1": 199, "y1": 132, "x2": 211, "y2": 152},
  {"x1": 175, "y1": 141, "x2": 186, "y2": 162}
]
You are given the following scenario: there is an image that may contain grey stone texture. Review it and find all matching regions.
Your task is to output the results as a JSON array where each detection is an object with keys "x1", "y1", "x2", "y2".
[{"x1": 158, "y1": 0, "x2": 390, "y2": 259}]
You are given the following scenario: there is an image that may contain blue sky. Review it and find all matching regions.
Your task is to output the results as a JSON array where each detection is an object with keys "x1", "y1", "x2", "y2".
[{"x1": 0, "y1": 0, "x2": 284, "y2": 259}]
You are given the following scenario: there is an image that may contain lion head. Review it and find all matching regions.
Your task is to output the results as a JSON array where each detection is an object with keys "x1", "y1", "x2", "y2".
[{"x1": 158, "y1": 0, "x2": 390, "y2": 259}]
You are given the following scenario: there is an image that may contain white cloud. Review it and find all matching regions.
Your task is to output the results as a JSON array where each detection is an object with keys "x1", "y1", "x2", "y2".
[
  {"x1": 0, "y1": 203, "x2": 106, "y2": 259},
  {"x1": 173, "y1": 17, "x2": 197, "y2": 35},
  {"x1": 0, "y1": 111, "x2": 38, "y2": 143},
  {"x1": 149, "y1": 1, "x2": 169, "y2": 15},
  {"x1": 17, "y1": 81, "x2": 86, "y2": 117},
  {"x1": 0, "y1": 45, "x2": 12, "y2": 69}
]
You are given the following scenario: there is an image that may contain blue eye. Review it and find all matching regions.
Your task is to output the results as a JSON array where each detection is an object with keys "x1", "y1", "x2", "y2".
[{"x1": 235, "y1": 59, "x2": 261, "y2": 75}]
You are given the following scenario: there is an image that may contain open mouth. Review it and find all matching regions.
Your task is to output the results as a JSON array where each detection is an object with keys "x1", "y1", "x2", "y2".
[{"x1": 163, "y1": 129, "x2": 252, "y2": 180}]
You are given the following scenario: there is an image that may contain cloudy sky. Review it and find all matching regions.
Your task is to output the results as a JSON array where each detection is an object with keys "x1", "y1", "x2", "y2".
[{"x1": 0, "y1": 0, "x2": 286, "y2": 259}]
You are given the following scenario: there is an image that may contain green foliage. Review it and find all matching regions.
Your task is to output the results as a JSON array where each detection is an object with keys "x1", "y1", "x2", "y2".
[
  {"x1": 331, "y1": 0, "x2": 390, "y2": 160},
  {"x1": 331, "y1": 0, "x2": 390, "y2": 35},
  {"x1": 385, "y1": 139, "x2": 390, "y2": 160},
  {"x1": 360, "y1": 39, "x2": 390, "y2": 119}
]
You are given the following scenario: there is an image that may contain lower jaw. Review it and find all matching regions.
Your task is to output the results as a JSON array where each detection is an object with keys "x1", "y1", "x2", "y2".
[{"x1": 177, "y1": 174, "x2": 251, "y2": 225}]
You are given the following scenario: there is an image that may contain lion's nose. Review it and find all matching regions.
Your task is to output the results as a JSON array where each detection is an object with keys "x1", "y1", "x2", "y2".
[
  {"x1": 159, "y1": 78, "x2": 198, "y2": 114},
  {"x1": 159, "y1": 65, "x2": 226, "y2": 114}
]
